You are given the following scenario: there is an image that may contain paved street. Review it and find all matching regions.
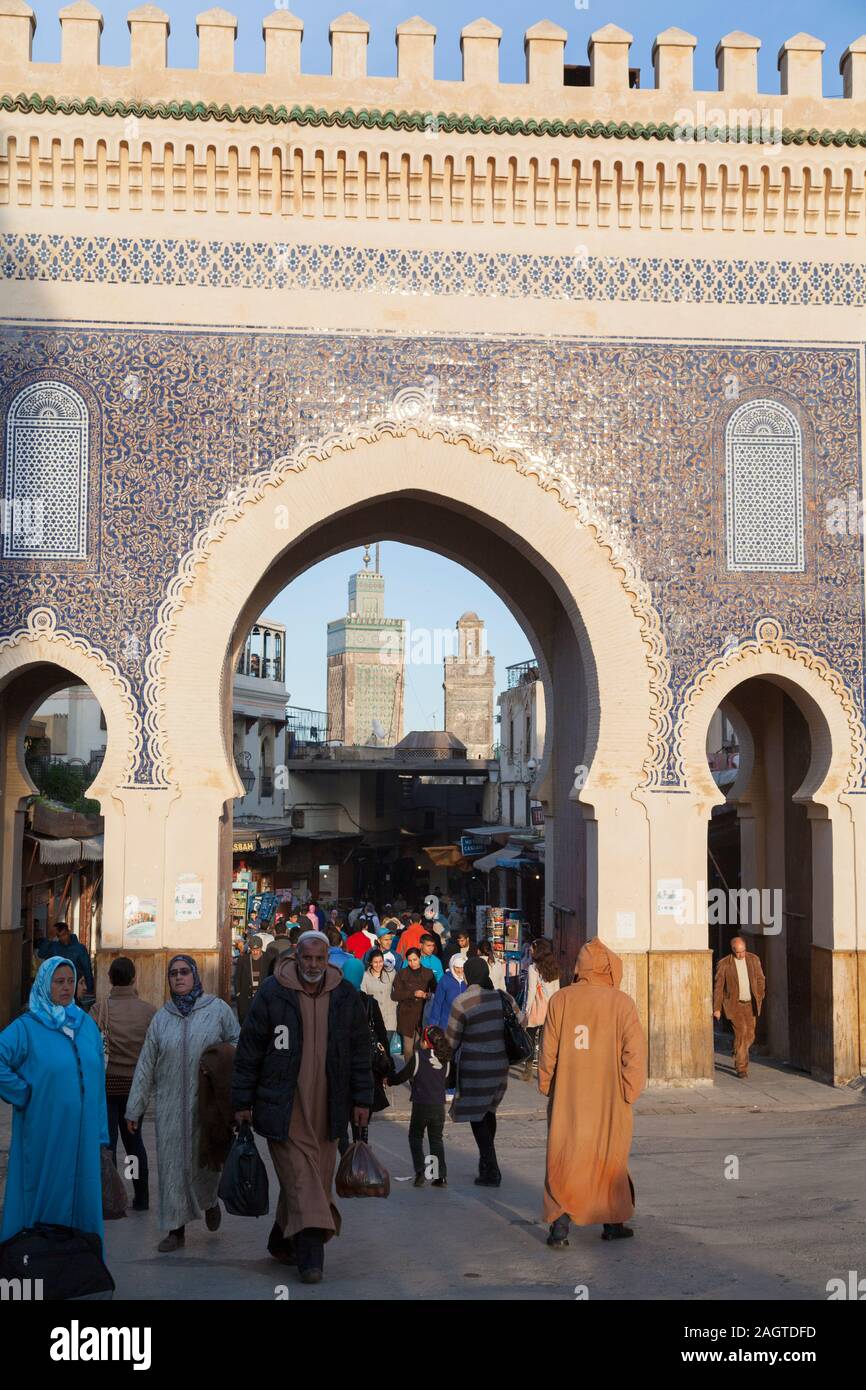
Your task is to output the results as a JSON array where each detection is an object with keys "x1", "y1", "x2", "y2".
[{"x1": 5, "y1": 1051, "x2": 861, "y2": 1302}]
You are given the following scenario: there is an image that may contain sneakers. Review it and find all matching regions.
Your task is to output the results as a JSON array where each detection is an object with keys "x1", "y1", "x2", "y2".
[
  {"x1": 157, "y1": 1228, "x2": 185, "y2": 1253},
  {"x1": 413, "y1": 1173, "x2": 426, "y2": 1188},
  {"x1": 431, "y1": 1177, "x2": 448, "y2": 1188},
  {"x1": 546, "y1": 1232, "x2": 570, "y2": 1249},
  {"x1": 205, "y1": 1203, "x2": 222, "y2": 1231}
]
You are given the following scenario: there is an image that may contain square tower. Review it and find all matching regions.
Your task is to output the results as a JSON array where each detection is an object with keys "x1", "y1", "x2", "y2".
[
  {"x1": 327, "y1": 550, "x2": 405, "y2": 745},
  {"x1": 443, "y1": 612, "x2": 495, "y2": 759}
]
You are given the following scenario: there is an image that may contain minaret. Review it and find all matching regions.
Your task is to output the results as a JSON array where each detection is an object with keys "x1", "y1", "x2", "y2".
[
  {"x1": 327, "y1": 545, "x2": 406, "y2": 745},
  {"x1": 443, "y1": 612, "x2": 495, "y2": 758}
]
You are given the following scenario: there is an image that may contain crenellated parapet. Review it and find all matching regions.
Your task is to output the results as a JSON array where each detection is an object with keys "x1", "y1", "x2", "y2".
[{"x1": 1, "y1": 7, "x2": 865, "y2": 239}]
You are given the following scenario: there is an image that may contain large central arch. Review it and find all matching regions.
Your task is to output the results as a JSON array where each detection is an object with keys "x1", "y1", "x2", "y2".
[{"x1": 154, "y1": 425, "x2": 659, "y2": 1014}]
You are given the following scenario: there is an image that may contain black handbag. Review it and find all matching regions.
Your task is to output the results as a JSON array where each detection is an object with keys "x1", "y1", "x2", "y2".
[
  {"x1": 499, "y1": 990, "x2": 533, "y2": 1063},
  {"x1": 0, "y1": 1223, "x2": 115, "y2": 1300},
  {"x1": 217, "y1": 1121, "x2": 270, "y2": 1217}
]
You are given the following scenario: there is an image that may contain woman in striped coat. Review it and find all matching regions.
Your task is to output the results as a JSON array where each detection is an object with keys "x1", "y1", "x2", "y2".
[{"x1": 444, "y1": 956, "x2": 519, "y2": 1187}]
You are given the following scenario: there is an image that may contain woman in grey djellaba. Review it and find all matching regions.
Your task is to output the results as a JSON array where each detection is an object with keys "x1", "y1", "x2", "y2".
[{"x1": 126, "y1": 955, "x2": 239, "y2": 1252}]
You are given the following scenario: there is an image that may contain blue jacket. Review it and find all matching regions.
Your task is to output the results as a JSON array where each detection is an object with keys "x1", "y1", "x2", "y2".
[
  {"x1": 36, "y1": 933, "x2": 94, "y2": 993},
  {"x1": 329, "y1": 947, "x2": 364, "y2": 990},
  {"x1": 428, "y1": 971, "x2": 466, "y2": 1029}
]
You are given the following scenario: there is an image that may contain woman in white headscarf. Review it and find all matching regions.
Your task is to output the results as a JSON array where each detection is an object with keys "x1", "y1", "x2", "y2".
[{"x1": 428, "y1": 953, "x2": 467, "y2": 1030}]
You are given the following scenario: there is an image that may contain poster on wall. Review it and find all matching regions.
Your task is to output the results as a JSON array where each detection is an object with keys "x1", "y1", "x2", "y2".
[
  {"x1": 124, "y1": 895, "x2": 158, "y2": 942},
  {"x1": 174, "y1": 873, "x2": 203, "y2": 923}
]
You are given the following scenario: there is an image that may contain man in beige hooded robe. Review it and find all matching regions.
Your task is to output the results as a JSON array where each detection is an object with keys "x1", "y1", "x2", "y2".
[{"x1": 538, "y1": 937, "x2": 646, "y2": 1246}]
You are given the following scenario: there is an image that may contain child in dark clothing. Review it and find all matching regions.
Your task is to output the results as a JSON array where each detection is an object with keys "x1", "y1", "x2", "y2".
[{"x1": 389, "y1": 1025, "x2": 451, "y2": 1187}]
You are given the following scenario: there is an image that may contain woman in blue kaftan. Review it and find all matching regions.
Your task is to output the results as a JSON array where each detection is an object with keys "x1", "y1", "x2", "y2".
[{"x1": 0, "y1": 956, "x2": 109, "y2": 1244}]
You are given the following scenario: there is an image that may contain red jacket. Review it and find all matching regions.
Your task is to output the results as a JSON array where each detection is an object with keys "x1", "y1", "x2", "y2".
[
  {"x1": 396, "y1": 922, "x2": 427, "y2": 957},
  {"x1": 345, "y1": 929, "x2": 378, "y2": 960}
]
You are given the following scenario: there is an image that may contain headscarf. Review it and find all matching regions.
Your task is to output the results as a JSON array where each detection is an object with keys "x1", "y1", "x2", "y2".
[
  {"x1": 463, "y1": 956, "x2": 493, "y2": 990},
  {"x1": 167, "y1": 954, "x2": 204, "y2": 1016},
  {"x1": 448, "y1": 952, "x2": 467, "y2": 980},
  {"x1": 28, "y1": 956, "x2": 84, "y2": 1033},
  {"x1": 574, "y1": 937, "x2": 623, "y2": 989}
]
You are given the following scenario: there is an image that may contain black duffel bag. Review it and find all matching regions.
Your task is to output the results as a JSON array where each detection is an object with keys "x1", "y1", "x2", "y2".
[
  {"x1": 0, "y1": 1223, "x2": 114, "y2": 1300},
  {"x1": 218, "y1": 1121, "x2": 269, "y2": 1217}
]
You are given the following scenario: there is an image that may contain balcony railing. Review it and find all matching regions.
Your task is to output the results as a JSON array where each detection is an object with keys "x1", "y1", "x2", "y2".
[
  {"x1": 506, "y1": 659, "x2": 540, "y2": 688},
  {"x1": 286, "y1": 707, "x2": 331, "y2": 748}
]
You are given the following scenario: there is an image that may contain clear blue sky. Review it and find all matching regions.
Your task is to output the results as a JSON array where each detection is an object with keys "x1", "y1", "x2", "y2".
[
  {"x1": 264, "y1": 543, "x2": 529, "y2": 731},
  {"x1": 31, "y1": 0, "x2": 863, "y2": 95}
]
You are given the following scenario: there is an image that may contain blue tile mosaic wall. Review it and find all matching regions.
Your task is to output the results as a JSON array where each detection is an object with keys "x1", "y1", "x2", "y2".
[
  {"x1": 2, "y1": 233, "x2": 866, "y2": 308},
  {"x1": 0, "y1": 325, "x2": 861, "y2": 788}
]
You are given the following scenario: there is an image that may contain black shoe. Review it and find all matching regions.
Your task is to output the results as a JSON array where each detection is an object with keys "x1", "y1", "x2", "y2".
[
  {"x1": 547, "y1": 1217, "x2": 570, "y2": 1248},
  {"x1": 295, "y1": 1229, "x2": 325, "y2": 1283},
  {"x1": 267, "y1": 1220, "x2": 297, "y2": 1266},
  {"x1": 157, "y1": 1227, "x2": 185, "y2": 1253},
  {"x1": 205, "y1": 1203, "x2": 222, "y2": 1231},
  {"x1": 601, "y1": 1224, "x2": 634, "y2": 1241},
  {"x1": 431, "y1": 1177, "x2": 447, "y2": 1188},
  {"x1": 474, "y1": 1168, "x2": 501, "y2": 1188},
  {"x1": 413, "y1": 1173, "x2": 426, "y2": 1188}
]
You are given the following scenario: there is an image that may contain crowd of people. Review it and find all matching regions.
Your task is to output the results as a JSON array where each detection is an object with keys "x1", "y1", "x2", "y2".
[{"x1": 0, "y1": 895, "x2": 651, "y2": 1289}]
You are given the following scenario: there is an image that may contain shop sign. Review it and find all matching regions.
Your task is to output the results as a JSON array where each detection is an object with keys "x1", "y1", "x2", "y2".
[{"x1": 460, "y1": 835, "x2": 487, "y2": 857}]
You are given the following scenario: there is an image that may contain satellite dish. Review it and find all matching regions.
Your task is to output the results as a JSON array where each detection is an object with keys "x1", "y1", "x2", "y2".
[{"x1": 371, "y1": 718, "x2": 386, "y2": 740}]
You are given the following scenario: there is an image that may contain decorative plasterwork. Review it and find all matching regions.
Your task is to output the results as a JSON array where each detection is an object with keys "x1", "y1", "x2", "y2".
[
  {"x1": 675, "y1": 618, "x2": 866, "y2": 791},
  {"x1": 0, "y1": 605, "x2": 142, "y2": 786},
  {"x1": 147, "y1": 413, "x2": 671, "y2": 790}
]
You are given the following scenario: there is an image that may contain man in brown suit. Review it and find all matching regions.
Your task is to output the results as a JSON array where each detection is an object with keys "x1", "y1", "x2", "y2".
[{"x1": 713, "y1": 936, "x2": 766, "y2": 1078}]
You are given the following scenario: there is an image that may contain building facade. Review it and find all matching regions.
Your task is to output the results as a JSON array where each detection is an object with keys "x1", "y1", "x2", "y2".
[
  {"x1": 443, "y1": 613, "x2": 495, "y2": 759},
  {"x1": 0, "y1": 8, "x2": 865, "y2": 1087},
  {"x1": 327, "y1": 555, "x2": 406, "y2": 746}
]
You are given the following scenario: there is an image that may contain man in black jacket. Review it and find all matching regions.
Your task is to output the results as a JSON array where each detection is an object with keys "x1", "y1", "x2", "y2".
[{"x1": 232, "y1": 930, "x2": 372, "y2": 1284}]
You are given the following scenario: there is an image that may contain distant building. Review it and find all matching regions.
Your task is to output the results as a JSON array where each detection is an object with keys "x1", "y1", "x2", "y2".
[
  {"x1": 497, "y1": 659, "x2": 546, "y2": 826},
  {"x1": 327, "y1": 548, "x2": 406, "y2": 746},
  {"x1": 29, "y1": 685, "x2": 106, "y2": 767},
  {"x1": 232, "y1": 616, "x2": 289, "y2": 823},
  {"x1": 443, "y1": 612, "x2": 495, "y2": 759}
]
